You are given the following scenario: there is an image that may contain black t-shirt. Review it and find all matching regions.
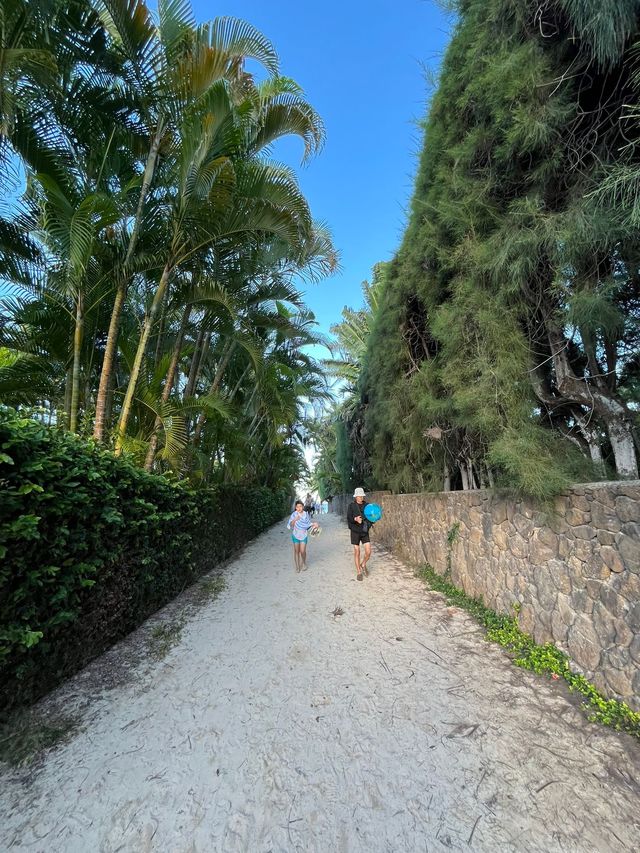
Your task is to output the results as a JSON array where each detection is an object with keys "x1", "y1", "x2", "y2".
[{"x1": 347, "y1": 500, "x2": 368, "y2": 532}]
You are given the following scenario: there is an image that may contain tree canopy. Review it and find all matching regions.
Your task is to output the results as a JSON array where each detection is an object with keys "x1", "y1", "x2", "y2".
[
  {"x1": 331, "y1": 0, "x2": 640, "y2": 498},
  {"x1": 0, "y1": 0, "x2": 337, "y2": 488}
]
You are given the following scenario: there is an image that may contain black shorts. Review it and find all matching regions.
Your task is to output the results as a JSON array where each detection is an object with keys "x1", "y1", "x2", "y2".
[{"x1": 350, "y1": 530, "x2": 370, "y2": 546}]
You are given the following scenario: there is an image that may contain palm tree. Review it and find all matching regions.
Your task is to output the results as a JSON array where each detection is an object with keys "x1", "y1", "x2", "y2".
[
  {"x1": 140, "y1": 225, "x2": 335, "y2": 472},
  {"x1": 33, "y1": 175, "x2": 120, "y2": 431},
  {"x1": 92, "y1": 0, "x2": 285, "y2": 441},
  {"x1": 324, "y1": 264, "x2": 384, "y2": 391},
  {"x1": 0, "y1": 0, "x2": 335, "y2": 492},
  {"x1": 112, "y1": 138, "x2": 316, "y2": 453}
]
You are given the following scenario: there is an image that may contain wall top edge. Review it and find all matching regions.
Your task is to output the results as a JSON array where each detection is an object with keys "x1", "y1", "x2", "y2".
[{"x1": 338, "y1": 481, "x2": 640, "y2": 501}]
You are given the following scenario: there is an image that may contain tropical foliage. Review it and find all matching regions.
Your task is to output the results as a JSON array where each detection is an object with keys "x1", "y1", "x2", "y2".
[
  {"x1": 0, "y1": 0, "x2": 336, "y2": 487},
  {"x1": 324, "y1": 263, "x2": 385, "y2": 396},
  {"x1": 331, "y1": 0, "x2": 640, "y2": 499},
  {"x1": 311, "y1": 264, "x2": 388, "y2": 497}
]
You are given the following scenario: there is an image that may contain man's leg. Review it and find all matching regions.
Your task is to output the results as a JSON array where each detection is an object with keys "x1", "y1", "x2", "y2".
[
  {"x1": 353, "y1": 544, "x2": 362, "y2": 578},
  {"x1": 361, "y1": 542, "x2": 372, "y2": 575}
]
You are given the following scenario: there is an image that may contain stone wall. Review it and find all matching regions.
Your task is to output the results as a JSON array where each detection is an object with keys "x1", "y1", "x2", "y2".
[{"x1": 332, "y1": 483, "x2": 640, "y2": 710}]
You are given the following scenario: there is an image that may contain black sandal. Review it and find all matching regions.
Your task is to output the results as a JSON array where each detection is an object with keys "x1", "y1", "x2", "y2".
[{"x1": 357, "y1": 572, "x2": 363, "y2": 581}]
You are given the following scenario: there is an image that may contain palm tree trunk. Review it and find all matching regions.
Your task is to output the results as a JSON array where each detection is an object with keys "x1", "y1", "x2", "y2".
[
  {"x1": 70, "y1": 292, "x2": 84, "y2": 433},
  {"x1": 104, "y1": 364, "x2": 115, "y2": 432},
  {"x1": 63, "y1": 366, "x2": 73, "y2": 429},
  {"x1": 93, "y1": 122, "x2": 164, "y2": 442},
  {"x1": 153, "y1": 290, "x2": 168, "y2": 368},
  {"x1": 185, "y1": 327, "x2": 207, "y2": 398},
  {"x1": 229, "y1": 363, "x2": 251, "y2": 400},
  {"x1": 211, "y1": 340, "x2": 236, "y2": 393},
  {"x1": 144, "y1": 305, "x2": 191, "y2": 471},
  {"x1": 242, "y1": 384, "x2": 260, "y2": 436},
  {"x1": 192, "y1": 339, "x2": 236, "y2": 444},
  {"x1": 184, "y1": 330, "x2": 209, "y2": 439},
  {"x1": 192, "y1": 409, "x2": 206, "y2": 445},
  {"x1": 93, "y1": 280, "x2": 125, "y2": 440},
  {"x1": 114, "y1": 262, "x2": 172, "y2": 455},
  {"x1": 248, "y1": 408, "x2": 263, "y2": 436}
]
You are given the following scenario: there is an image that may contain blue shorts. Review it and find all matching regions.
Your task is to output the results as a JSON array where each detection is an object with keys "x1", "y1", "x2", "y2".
[{"x1": 292, "y1": 534, "x2": 308, "y2": 545}]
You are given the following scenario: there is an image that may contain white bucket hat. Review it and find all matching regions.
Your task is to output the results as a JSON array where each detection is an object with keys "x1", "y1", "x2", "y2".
[{"x1": 353, "y1": 487, "x2": 366, "y2": 497}]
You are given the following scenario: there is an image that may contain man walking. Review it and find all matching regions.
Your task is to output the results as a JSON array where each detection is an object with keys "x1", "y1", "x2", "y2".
[{"x1": 347, "y1": 487, "x2": 371, "y2": 581}]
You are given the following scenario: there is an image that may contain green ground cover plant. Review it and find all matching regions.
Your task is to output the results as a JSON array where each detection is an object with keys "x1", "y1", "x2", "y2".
[
  {"x1": 148, "y1": 577, "x2": 226, "y2": 659},
  {"x1": 418, "y1": 564, "x2": 640, "y2": 740},
  {"x1": 0, "y1": 407, "x2": 288, "y2": 713},
  {"x1": 148, "y1": 618, "x2": 188, "y2": 661}
]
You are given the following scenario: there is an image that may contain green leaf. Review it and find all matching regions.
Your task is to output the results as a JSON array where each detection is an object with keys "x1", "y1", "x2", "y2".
[
  {"x1": 17, "y1": 483, "x2": 45, "y2": 495},
  {"x1": 23, "y1": 631, "x2": 44, "y2": 649}
]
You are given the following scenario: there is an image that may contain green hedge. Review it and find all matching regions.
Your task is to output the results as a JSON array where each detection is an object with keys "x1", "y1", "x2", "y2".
[{"x1": 0, "y1": 407, "x2": 289, "y2": 713}]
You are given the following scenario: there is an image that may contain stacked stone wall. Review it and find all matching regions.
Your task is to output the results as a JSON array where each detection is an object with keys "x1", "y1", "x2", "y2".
[{"x1": 332, "y1": 483, "x2": 640, "y2": 710}]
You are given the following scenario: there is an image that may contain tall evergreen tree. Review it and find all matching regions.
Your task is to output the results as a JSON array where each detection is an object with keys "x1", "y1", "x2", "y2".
[{"x1": 354, "y1": 0, "x2": 640, "y2": 497}]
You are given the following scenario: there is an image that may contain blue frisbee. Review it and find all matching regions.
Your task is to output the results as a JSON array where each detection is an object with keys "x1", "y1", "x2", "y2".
[{"x1": 364, "y1": 503, "x2": 382, "y2": 523}]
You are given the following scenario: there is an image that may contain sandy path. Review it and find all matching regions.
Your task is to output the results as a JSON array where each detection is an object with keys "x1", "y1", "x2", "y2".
[{"x1": 1, "y1": 513, "x2": 639, "y2": 852}]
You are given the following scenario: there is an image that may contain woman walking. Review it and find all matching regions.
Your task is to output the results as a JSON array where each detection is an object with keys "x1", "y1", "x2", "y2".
[{"x1": 287, "y1": 500, "x2": 318, "y2": 572}]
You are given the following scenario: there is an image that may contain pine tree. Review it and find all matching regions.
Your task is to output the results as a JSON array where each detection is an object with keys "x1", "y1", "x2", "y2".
[{"x1": 355, "y1": 0, "x2": 640, "y2": 497}]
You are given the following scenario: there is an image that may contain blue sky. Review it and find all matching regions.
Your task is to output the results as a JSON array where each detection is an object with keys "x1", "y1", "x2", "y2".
[{"x1": 194, "y1": 0, "x2": 453, "y2": 340}]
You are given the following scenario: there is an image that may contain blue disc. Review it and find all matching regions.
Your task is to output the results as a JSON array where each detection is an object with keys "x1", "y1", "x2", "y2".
[{"x1": 364, "y1": 503, "x2": 382, "y2": 522}]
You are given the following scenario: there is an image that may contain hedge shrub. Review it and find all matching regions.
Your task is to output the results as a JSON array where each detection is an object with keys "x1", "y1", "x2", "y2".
[{"x1": 0, "y1": 407, "x2": 289, "y2": 713}]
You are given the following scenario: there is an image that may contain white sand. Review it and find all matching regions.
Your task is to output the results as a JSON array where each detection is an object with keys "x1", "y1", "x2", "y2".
[{"x1": 1, "y1": 513, "x2": 639, "y2": 852}]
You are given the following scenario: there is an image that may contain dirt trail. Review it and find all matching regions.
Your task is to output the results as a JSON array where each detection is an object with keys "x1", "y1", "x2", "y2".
[{"x1": 1, "y1": 513, "x2": 639, "y2": 852}]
